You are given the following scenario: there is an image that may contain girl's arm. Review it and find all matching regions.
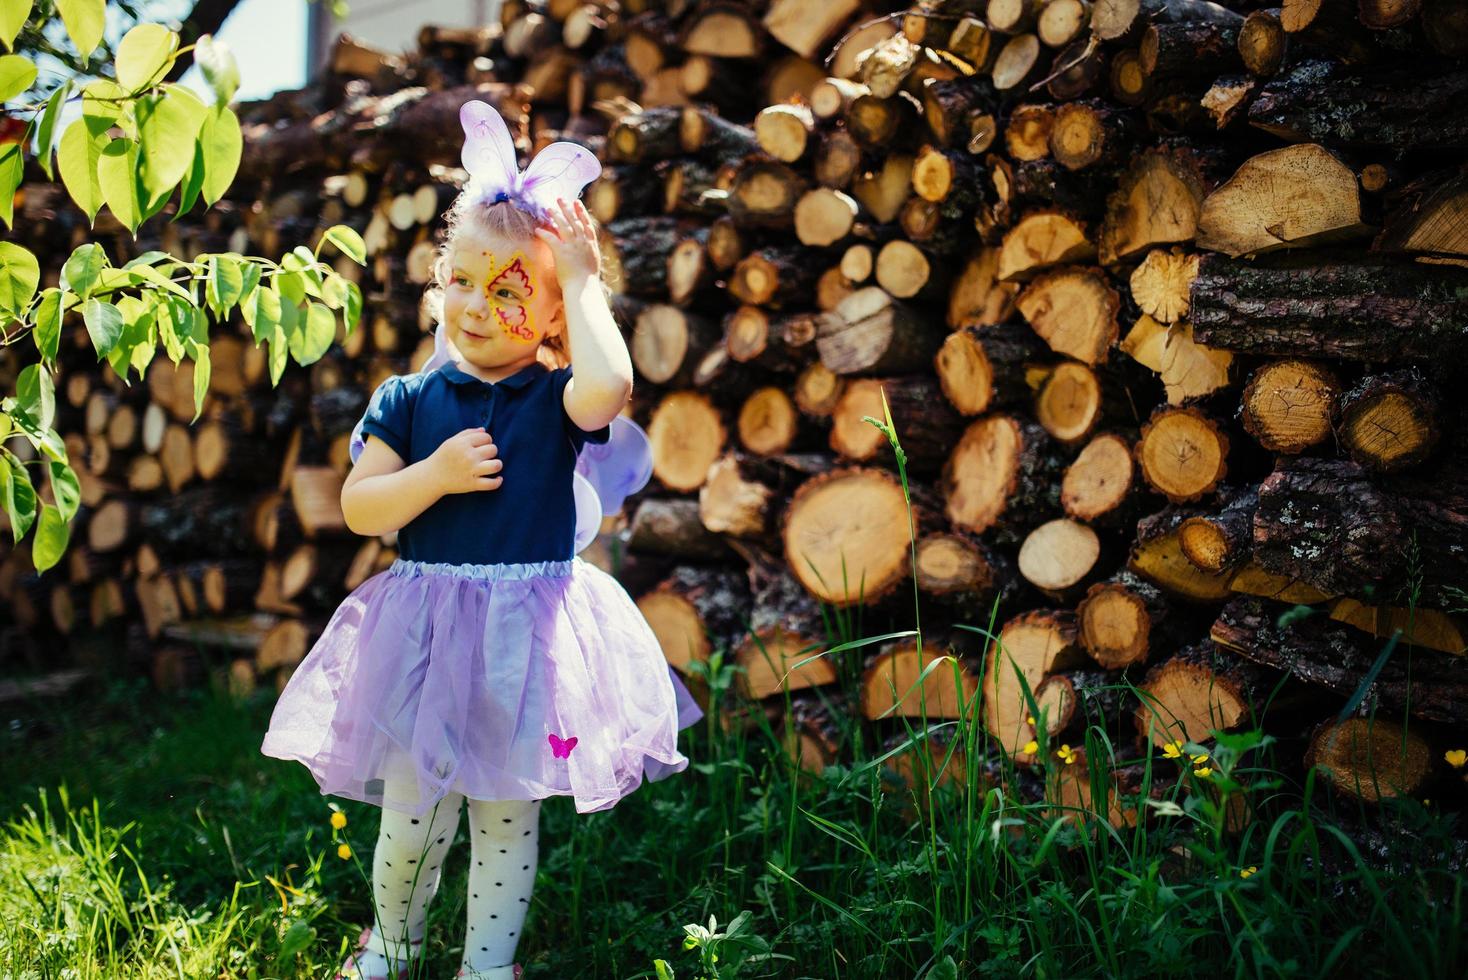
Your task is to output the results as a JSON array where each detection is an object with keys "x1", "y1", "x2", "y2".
[
  {"x1": 538, "y1": 199, "x2": 633, "y2": 432},
  {"x1": 341, "y1": 429, "x2": 503, "y2": 536},
  {"x1": 559, "y1": 271, "x2": 633, "y2": 430}
]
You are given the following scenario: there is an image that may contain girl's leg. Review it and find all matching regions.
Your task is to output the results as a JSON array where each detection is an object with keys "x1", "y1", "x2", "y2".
[
  {"x1": 459, "y1": 797, "x2": 543, "y2": 977},
  {"x1": 352, "y1": 754, "x2": 465, "y2": 974}
]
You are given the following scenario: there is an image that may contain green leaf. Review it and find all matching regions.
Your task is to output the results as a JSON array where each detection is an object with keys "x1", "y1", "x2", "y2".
[
  {"x1": 0, "y1": 451, "x2": 36, "y2": 542},
  {"x1": 0, "y1": 1, "x2": 32, "y2": 52},
  {"x1": 195, "y1": 34, "x2": 240, "y2": 106},
  {"x1": 206, "y1": 253, "x2": 243, "y2": 316},
  {"x1": 16, "y1": 363, "x2": 54, "y2": 430},
  {"x1": 321, "y1": 272, "x2": 348, "y2": 310},
  {"x1": 343, "y1": 280, "x2": 363, "y2": 334},
  {"x1": 123, "y1": 250, "x2": 170, "y2": 269},
  {"x1": 275, "y1": 266, "x2": 306, "y2": 305},
  {"x1": 0, "y1": 136, "x2": 22, "y2": 228},
  {"x1": 244, "y1": 284, "x2": 282, "y2": 343},
  {"x1": 268, "y1": 323, "x2": 288, "y2": 385},
  {"x1": 98, "y1": 139, "x2": 142, "y2": 233},
  {"x1": 48, "y1": 459, "x2": 80, "y2": 523},
  {"x1": 56, "y1": 0, "x2": 105, "y2": 62},
  {"x1": 0, "y1": 52, "x2": 35, "y2": 101},
  {"x1": 61, "y1": 242, "x2": 106, "y2": 300},
  {"x1": 82, "y1": 297, "x2": 122, "y2": 357},
  {"x1": 237, "y1": 258, "x2": 261, "y2": 302},
  {"x1": 57, "y1": 116, "x2": 109, "y2": 222},
  {"x1": 31, "y1": 502, "x2": 69, "y2": 572},
  {"x1": 124, "y1": 260, "x2": 192, "y2": 300},
  {"x1": 156, "y1": 293, "x2": 185, "y2": 363},
  {"x1": 0, "y1": 239, "x2": 39, "y2": 318},
  {"x1": 175, "y1": 138, "x2": 204, "y2": 217},
  {"x1": 185, "y1": 337, "x2": 210, "y2": 422},
  {"x1": 136, "y1": 86, "x2": 207, "y2": 209},
  {"x1": 322, "y1": 224, "x2": 367, "y2": 265},
  {"x1": 288, "y1": 301, "x2": 334, "y2": 365},
  {"x1": 33, "y1": 78, "x2": 71, "y2": 179},
  {"x1": 199, "y1": 104, "x2": 241, "y2": 206},
  {"x1": 80, "y1": 78, "x2": 127, "y2": 129},
  {"x1": 115, "y1": 23, "x2": 178, "y2": 92},
  {"x1": 32, "y1": 288, "x2": 62, "y2": 363}
]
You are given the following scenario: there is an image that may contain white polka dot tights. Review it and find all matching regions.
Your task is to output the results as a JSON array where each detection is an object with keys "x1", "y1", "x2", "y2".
[{"x1": 354, "y1": 769, "x2": 541, "y2": 978}]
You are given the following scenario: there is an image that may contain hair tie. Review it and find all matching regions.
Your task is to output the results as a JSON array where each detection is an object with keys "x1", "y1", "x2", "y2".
[{"x1": 460, "y1": 100, "x2": 601, "y2": 222}]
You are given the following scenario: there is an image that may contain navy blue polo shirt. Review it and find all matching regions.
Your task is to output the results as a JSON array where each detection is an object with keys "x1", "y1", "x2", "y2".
[{"x1": 359, "y1": 359, "x2": 611, "y2": 565}]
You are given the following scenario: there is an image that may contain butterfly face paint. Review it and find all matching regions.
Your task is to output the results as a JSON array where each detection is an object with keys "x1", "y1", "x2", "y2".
[{"x1": 484, "y1": 251, "x2": 538, "y2": 344}]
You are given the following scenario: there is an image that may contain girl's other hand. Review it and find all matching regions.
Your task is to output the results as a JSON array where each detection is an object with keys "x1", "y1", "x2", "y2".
[
  {"x1": 534, "y1": 198, "x2": 601, "y2": 286},
  {"x1": 427, "y1": 427, "x2": 504, "y2": 494}
]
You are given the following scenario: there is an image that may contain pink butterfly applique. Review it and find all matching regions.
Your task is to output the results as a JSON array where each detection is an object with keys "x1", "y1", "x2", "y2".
[{"x1": 548, "y1": 733, "x2": 578, "y2": 759}]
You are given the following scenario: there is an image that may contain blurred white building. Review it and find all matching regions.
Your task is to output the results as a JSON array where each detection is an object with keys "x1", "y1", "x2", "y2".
[{"x1": 307, "y1": 0, "x2": 497, "y2": 72}]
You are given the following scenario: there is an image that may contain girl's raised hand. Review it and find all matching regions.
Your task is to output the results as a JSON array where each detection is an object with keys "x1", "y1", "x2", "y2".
[
  {"x1": 427, "y1": 427, "x2": 504, "y2": 495},
  {"x1": 534, "y1": 197, "x2": 601, "y2": 286}
]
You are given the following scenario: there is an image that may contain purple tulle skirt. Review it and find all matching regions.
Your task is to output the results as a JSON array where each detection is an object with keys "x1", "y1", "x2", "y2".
[{"x1": 260, "y1": 556, "x2": 704, "y2": 817}]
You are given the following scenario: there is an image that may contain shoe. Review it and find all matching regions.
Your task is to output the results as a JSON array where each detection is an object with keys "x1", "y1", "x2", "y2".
[
  {"x1": 334, "y1": 926, "x2": 424, "y2": 979},
  {"x1": 454, "y1": 965, "x2": 523, "y2": 979}
]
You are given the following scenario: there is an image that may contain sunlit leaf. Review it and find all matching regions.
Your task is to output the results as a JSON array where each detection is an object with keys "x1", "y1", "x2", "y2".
[
  {"x1": 115, "y1": 23, "x2": 178, "y2": 91},
  {"x1": 268, "y1": 322, "x2": 287, "y2": 384},
  {"x1": 48, "y1": 459, "x2": 80, "y2": 523},
  {"x1": 31, "y1": 502, "x2": 70, "y2": 571},
  {"x1": 0, "y1": 52, "x2": 35, "y2": 101},
  {"x1": 0, "y1": 450, "x2": 36, "y2": 541},
  {"x1": 322, "y1": 224, "x2": 366, "y2": 264},
  {"x1": 288, "y1": 301, "x2": 334, "y2": 365},
  {"x1": 56, "y1": 0, "x2": 105, "y2": 61},
  {"x1": 136, "y1": 86, "x2": 207, "y2": 208},
  {"x1": 82, "y1": 296, "x2": 122, "y2": 357},
  {"x1": 33, "y1": 78, "x2": 71, "y2": 179},
  {"x1": 0, "y1": 239, "x2": 39, "y2": 317},
  {"x1": 206, "y1": 253, "x2": 243, "y2": 316},
  {"x1": 0, "y1": 1, "x2": 32, "y2": 52},
  {"x1": 0, "y1": 135, "x2": 22, "y2": 228},
  {"x1": 195, "y1": 34, "x2": 240, "y2": 106},
  {"x1": 32, "y1": 288, "x2": 62, "y2": 363},
  {"x1": 199, "y1": 104, "x2": 241, "y2": 206},
  {"x1": 185, "y1": 336, "x2": 210, "y2": 422},
  {"x1": 57, "y1": 116, "x2": 108, "y2": 221},
  {"x1": 16, "y1": 363, "x2": 54, "y2": 430},
  {"x1": 97, "y1": 138, "x2": 142, "y2": 233},
  {"x1": 61, "y1": 242, "x2": 106, "y2": 300}
]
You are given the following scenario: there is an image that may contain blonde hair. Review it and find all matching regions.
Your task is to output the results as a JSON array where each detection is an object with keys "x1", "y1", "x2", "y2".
[{"x1": 425, "y1": 194, "x2": 613, "y2": 369}]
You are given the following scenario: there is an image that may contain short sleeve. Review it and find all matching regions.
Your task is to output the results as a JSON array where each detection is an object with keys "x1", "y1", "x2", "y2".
[
  {"x1": 551, "y1": 366, "x2": 612, "y2": 453},
  {"x1": 360, "y1": 375, "x2": 414, "y2": 460}
]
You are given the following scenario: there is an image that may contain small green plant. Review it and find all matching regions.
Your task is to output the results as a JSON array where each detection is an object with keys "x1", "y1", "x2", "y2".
[{"x1": 654, "y1": 910, "x2": 780, "y2": 979}]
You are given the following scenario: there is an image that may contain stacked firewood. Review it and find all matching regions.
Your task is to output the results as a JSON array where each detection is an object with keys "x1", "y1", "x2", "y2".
[{"x1": 3, "y1": 0, "x2": 1466, "y2": 817}]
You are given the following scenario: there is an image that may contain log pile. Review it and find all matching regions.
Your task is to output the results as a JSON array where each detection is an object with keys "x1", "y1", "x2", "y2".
[{"x1": 3, "y1": 0, "x2": 1466, "y2": 820}]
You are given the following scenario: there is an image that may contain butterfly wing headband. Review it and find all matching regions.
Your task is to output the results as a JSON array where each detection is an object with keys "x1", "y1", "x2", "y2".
[{"x1": 459, "y1": 99, "x2": 602, "y2": 221}]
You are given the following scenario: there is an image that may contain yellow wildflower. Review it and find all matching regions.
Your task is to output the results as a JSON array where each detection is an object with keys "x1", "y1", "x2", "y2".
[
  {"x1": 1194, "y1": 766, "x2": 1213, "y2": 779},
  {"x1": 1445, "y1": 749, "x2": 1466, "y2": 768},
  {"x1": 337, "y1": 843, "x2": 352, "y2": 860},
  {"x1": 1162, "y1": 740, "x2": 1184, "y2": 760},
  {"x1": 1056, "y1": 744, "x2": 1077, "y2": 765},
  {"x1": 1022, "y1": 740, "x2": 1039, "y2": 756},
  {"x1": 1190, "y1": 753, "x2": 1209, "y2": 766},
  {"x1": 1240, "y1": 866, "x2": 1257, "y2": 879},
  {"x1": 330, "y1": 811, "x2": 348, "y2": 830},
  {"x1": 1026, "y1": 715, "x2": 1036, "y2": 727}
]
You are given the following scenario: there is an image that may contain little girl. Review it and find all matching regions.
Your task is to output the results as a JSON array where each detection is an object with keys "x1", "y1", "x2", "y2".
[{"x1": 260, "y1": 100, "x2": 704, "y2": 980}]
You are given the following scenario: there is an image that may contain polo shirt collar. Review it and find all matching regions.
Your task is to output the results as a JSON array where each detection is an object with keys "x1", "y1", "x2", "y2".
[{"x1": 436, "y1": 359, "x2": 546, "y2": 389}]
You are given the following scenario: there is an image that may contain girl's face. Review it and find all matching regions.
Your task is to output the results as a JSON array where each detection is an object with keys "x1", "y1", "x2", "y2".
[{"x1": 442, "y1": 225, "x2": 564, "y2": 372}]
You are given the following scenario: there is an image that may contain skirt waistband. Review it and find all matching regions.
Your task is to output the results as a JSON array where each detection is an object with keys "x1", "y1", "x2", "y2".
[{"x1": 388, "y1": 557, "x2": 577, "y2": 581}]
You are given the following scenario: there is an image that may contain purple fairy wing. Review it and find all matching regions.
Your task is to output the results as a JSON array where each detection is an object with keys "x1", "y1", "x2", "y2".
[
  {"x1": 517, "y1": 142, "x2": 602, "y2": 220},
  {"x1": 572, "y1": 470, "x2": 602, "y2": 553},
  {"x1": 574, "y1": 415, "x2": 653, "y2": 514},
  {"x1": 460, "y1": 99, "x2": 520, "y2": 201}
]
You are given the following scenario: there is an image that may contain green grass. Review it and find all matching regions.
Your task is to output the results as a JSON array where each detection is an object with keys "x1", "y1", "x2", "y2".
[
  {"x1": 1, "y1": 663, "x2": 1463, "y2": 979},
  {"x1": 1, "y1": 402, "x2": 1463, "y2": 979}
]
